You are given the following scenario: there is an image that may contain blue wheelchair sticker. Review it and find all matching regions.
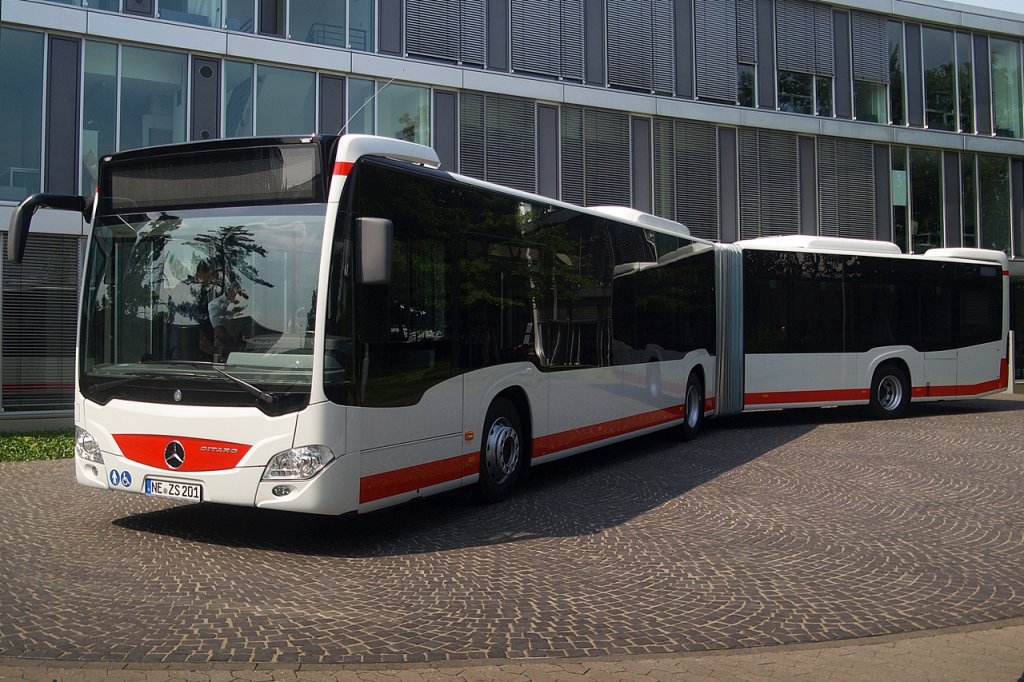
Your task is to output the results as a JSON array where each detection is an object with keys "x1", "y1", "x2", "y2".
[
  {"x1": 109, "y1": 469, "x2": 121, "y2": 487},
  {"x1": 121, "y1": 471, "x2": 132, "y2": 488}
]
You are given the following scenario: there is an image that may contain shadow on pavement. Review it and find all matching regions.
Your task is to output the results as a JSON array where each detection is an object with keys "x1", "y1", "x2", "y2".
[{"x1": 111, "y1": 397, "x2": 1023, "y2": 557}]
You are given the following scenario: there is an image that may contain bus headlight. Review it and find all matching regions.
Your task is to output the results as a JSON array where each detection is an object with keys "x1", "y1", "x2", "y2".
[
  {"x1": 75, "y1": 427, "x2": 103, "y2": 463},
  {"x1": 262, "y1": 445, "x2": 334, "y2": 481}
]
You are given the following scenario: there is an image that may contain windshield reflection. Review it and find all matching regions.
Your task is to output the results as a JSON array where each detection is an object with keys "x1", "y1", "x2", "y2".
[{"x1": 80, "y1": 204, "x2": 326, "y2": 412}]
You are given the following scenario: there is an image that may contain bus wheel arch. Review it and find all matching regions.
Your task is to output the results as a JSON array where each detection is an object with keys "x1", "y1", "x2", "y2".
[
  {"x1": 679, "y1": 368, "x2": 705, "y2": 441},
  {"x1": 869, "y1": 361, "x2": 911, "y2": 419},
  {"x1": 477, "y1": 390, "x2": 531, "y2": 503}
]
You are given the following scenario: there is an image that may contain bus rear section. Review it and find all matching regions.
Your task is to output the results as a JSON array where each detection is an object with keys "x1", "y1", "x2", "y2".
[{"x1": 737, "y1": 237, "x2": 1009, "y2": 417}]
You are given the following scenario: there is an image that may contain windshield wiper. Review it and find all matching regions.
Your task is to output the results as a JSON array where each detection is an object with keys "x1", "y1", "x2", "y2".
[{"x1": 143, "y1": 360, "x2": 279, "y2": 405}]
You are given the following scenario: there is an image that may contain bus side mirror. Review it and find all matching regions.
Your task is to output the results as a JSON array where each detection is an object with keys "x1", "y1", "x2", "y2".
[
  {"x1": 7, "y1": 193, "x2": 91, "y2": 263},
  {"x1": 355, "y1": 217, "x2": 393, "y2": 285}
]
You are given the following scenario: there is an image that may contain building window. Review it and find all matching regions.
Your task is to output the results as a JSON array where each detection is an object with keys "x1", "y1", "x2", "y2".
[
  {"x1": 855, "y1": 81, "x2": 887, "y2": 122},
  {"x1": 923, "y1": 27, "x2": 956, "y2": 131},
  {"x1": 889, "y1": 21, "x2": 905, "y2": 126},
  {"x1": 962, "y1": 152, "x2": 977, "y2": 247},
  {"x1": 224, "y1": 60, "x2": 254, "y2": 137},
  {"x1": 290, "y1": 0, "x2": 345, "y2": 47},
  {"x1": 254, "y1": 65, "x2": 315, "y2": 135},
  {"x1": 82, "y1": 41, "x2": 118, "y2": 194},
  {"x1": 225, "y1": 0, "x2": 255, "y2": 31},
  {"x1": 738, "y1": 63, "x2": 756, "y2": 107},
  {"x1": 891, "y1": 147, "x2": 909, "y2": 252},
  {"x1": 378, "y1": 83, "x2": 430, "y2": 145},
  {"x1": 0, "y1": 234, "x2": 80, "y2": 413},
  {"x1": 957, "y1": 32, "x2": 974, "y2": 133},
  {"x1": 0, "y1": 28, "x2": 44, "y2": 202},
  {"x1": 910, "y1": 148, "x2": 943, "y2": 253},
  {"x1": 347, "y1": 78, "x2": 375, "y2": 134},
  {"x1": 991, "y1": 38, "x2": 1023, "y2": 138},
  {"x1": 778, "y1": 71, "x2": 813, "y2": 114},
  {"x1": 349, "y1": 0, "x2": 374, "y2": 51},
  {"x1": 120, "y1": 46, "x2": 188, "y2": 150},
  {"x1": 157, "y1": 0, "x2": 221, "y2": 28},
  {"x1": 978, "y1": 155, "x2": 1010, "y2": 253},
  {"x1": 815, "y1": 75, "x2": 833, "y2": 116},
  {"x1": 45, "y1": 0, "x2": 117, "y2": 10}
]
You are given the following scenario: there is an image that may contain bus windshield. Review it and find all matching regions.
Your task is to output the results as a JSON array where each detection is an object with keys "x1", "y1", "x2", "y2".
[{"x1": 79, "y1": 204, "x2": 327, "y2": 414}]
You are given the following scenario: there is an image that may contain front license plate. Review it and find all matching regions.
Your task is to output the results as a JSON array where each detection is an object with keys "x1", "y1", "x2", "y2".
[{"x1": 144, "y1": 477, "x2": 202, "y2": 502}]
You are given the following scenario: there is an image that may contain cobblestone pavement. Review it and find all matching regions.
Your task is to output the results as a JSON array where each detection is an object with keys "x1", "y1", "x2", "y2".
[{"x1": 0, "y1": 396, "x2": 1022, "y2": 677}]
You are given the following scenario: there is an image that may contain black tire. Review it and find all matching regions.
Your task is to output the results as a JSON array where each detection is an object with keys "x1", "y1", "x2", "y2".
[
  {"x1": 678, "y1": 372, "x2": 704, "y2": 441},
  {"x1": 477, "y1": 397, "x2": 525, "y2": 503},
  {"x1": 869, "y1": 364, "x2": 910, "y2": 419}
]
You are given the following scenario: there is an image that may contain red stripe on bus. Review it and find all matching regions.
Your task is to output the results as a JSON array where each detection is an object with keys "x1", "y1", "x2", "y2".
[
  {"x1": 745, "y1": 388, "x2": 870, "y2": 405},
  {"x1": 751, "y1": 362, "x2": 1008, "y2": 405},
  {"x1": 333, "y1": 161, "x2": 354, "y2": 176},
  {"x1": 359, "y1": 452, "x2": 478, "y2": 504},
  {"x1": 358, "y1": 405, "x2": 687, "y2": 504},
  {"x1": 114, "y1": 434, "x2": 250, "y2": 472},
  {"x1": 533, "y1": 405, "x2": 684, "y2": 457}
]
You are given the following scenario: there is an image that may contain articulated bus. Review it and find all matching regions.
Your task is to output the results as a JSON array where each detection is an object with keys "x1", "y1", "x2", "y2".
[{"x1": 7, "y1": 134, "x2": 1010, "y2": 515}]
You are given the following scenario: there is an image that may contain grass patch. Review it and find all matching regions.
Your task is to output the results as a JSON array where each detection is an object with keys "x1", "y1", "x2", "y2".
[{"x1": 0, "y1": 429, "x2": 75, "y2": 462}]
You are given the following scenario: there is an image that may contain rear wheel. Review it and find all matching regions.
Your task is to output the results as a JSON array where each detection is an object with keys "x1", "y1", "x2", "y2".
[
  {"x1": 678, "y1": 372, "x2": 704, "y2": 441},
  {"x1": 869, "y1": 364, "x2": 910, "y2": 419},
  {"x1": 477, "y1": 398, "x2": 525, "y2": 503}
]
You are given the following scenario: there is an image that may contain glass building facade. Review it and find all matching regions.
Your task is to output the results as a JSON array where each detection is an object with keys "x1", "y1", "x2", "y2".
[{"x1": 2, "y1": 0, "x2": 1024, "y2": 419}]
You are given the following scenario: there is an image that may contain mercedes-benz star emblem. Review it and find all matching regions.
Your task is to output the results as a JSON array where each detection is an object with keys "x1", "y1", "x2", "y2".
[
  {"x1": 173, "y1": 389, "x2": 183, "y2": 402},
  {"x1": 164, "y1": 441, "x2": 186, "y2": 469}
]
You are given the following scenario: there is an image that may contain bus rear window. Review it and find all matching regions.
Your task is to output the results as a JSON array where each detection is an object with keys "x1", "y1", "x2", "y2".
[{"x1": 100, "y1": 144, "x2": 323, "y2": 212}]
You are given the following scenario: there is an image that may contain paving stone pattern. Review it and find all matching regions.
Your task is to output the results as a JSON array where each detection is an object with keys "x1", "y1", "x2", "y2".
[{"x1": 0, "y1": 397, "x2": 1022, "y2": 666}]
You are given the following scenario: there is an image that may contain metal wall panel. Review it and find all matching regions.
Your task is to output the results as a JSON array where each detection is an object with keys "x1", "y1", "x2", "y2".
[
  {"x1": 719, "y1": 127, "x2": 738, "y2": 243},
  {"x1": 631, "y1": 117, "x2": 653, "y2": 212},
  {"x1": 487, "y1": 0, "x2": 509, "y2": 70},
  {"x1": 756, "y1": 0, "x2": 775, "y2": 109},
  {"x1": 1013, "y1": 159, "x2": 1023, "y2": 258},
  {"x1": 758, "y1": 130, "x2": 800, "y2": 236},
  {"x1": 191, "y1": 57, "x2": 221, "y2": 141},
  {"x1": 675, "y1": 0, "x2": 694, "y2": 98},
  {"x1": 537, "y1": 104, "x2": 559, "y2": 199},
  {"x1": 584, "y1": 0, "x2": 605, "y2": 84},
  {"x1": 46, "y1": 36, "x2": 80, "y2": 195},
  {"x1": 379, "y1": 0, "x2": 402, "y2": 55},
  {"x1": 434, "y1": 90, "x2": 457, "y2": 171},
  {"x1": 974, "y1": 34, "x2": 993, "y2": 135}
]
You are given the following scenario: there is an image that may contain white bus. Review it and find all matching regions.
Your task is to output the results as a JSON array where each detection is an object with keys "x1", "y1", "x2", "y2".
[{"x1": 7, "y1": 134, "x2": 1010, "y2": 515}]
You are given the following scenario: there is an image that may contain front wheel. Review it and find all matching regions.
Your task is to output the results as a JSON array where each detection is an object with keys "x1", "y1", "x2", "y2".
[
  {"x1": 678, "y1": 372, "x2": 704, "y2": 441},
  {"x1": 477, "y1": 398, "x2": 525, "y2": 503},
  {"x1": 869, "y1": 364, "x2": 910, "y2": 419}
]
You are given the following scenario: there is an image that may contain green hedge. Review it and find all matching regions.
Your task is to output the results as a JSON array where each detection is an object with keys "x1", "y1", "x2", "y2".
[{"x1": 0, "y1": 429, "x2": 75, "y2": 462}]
